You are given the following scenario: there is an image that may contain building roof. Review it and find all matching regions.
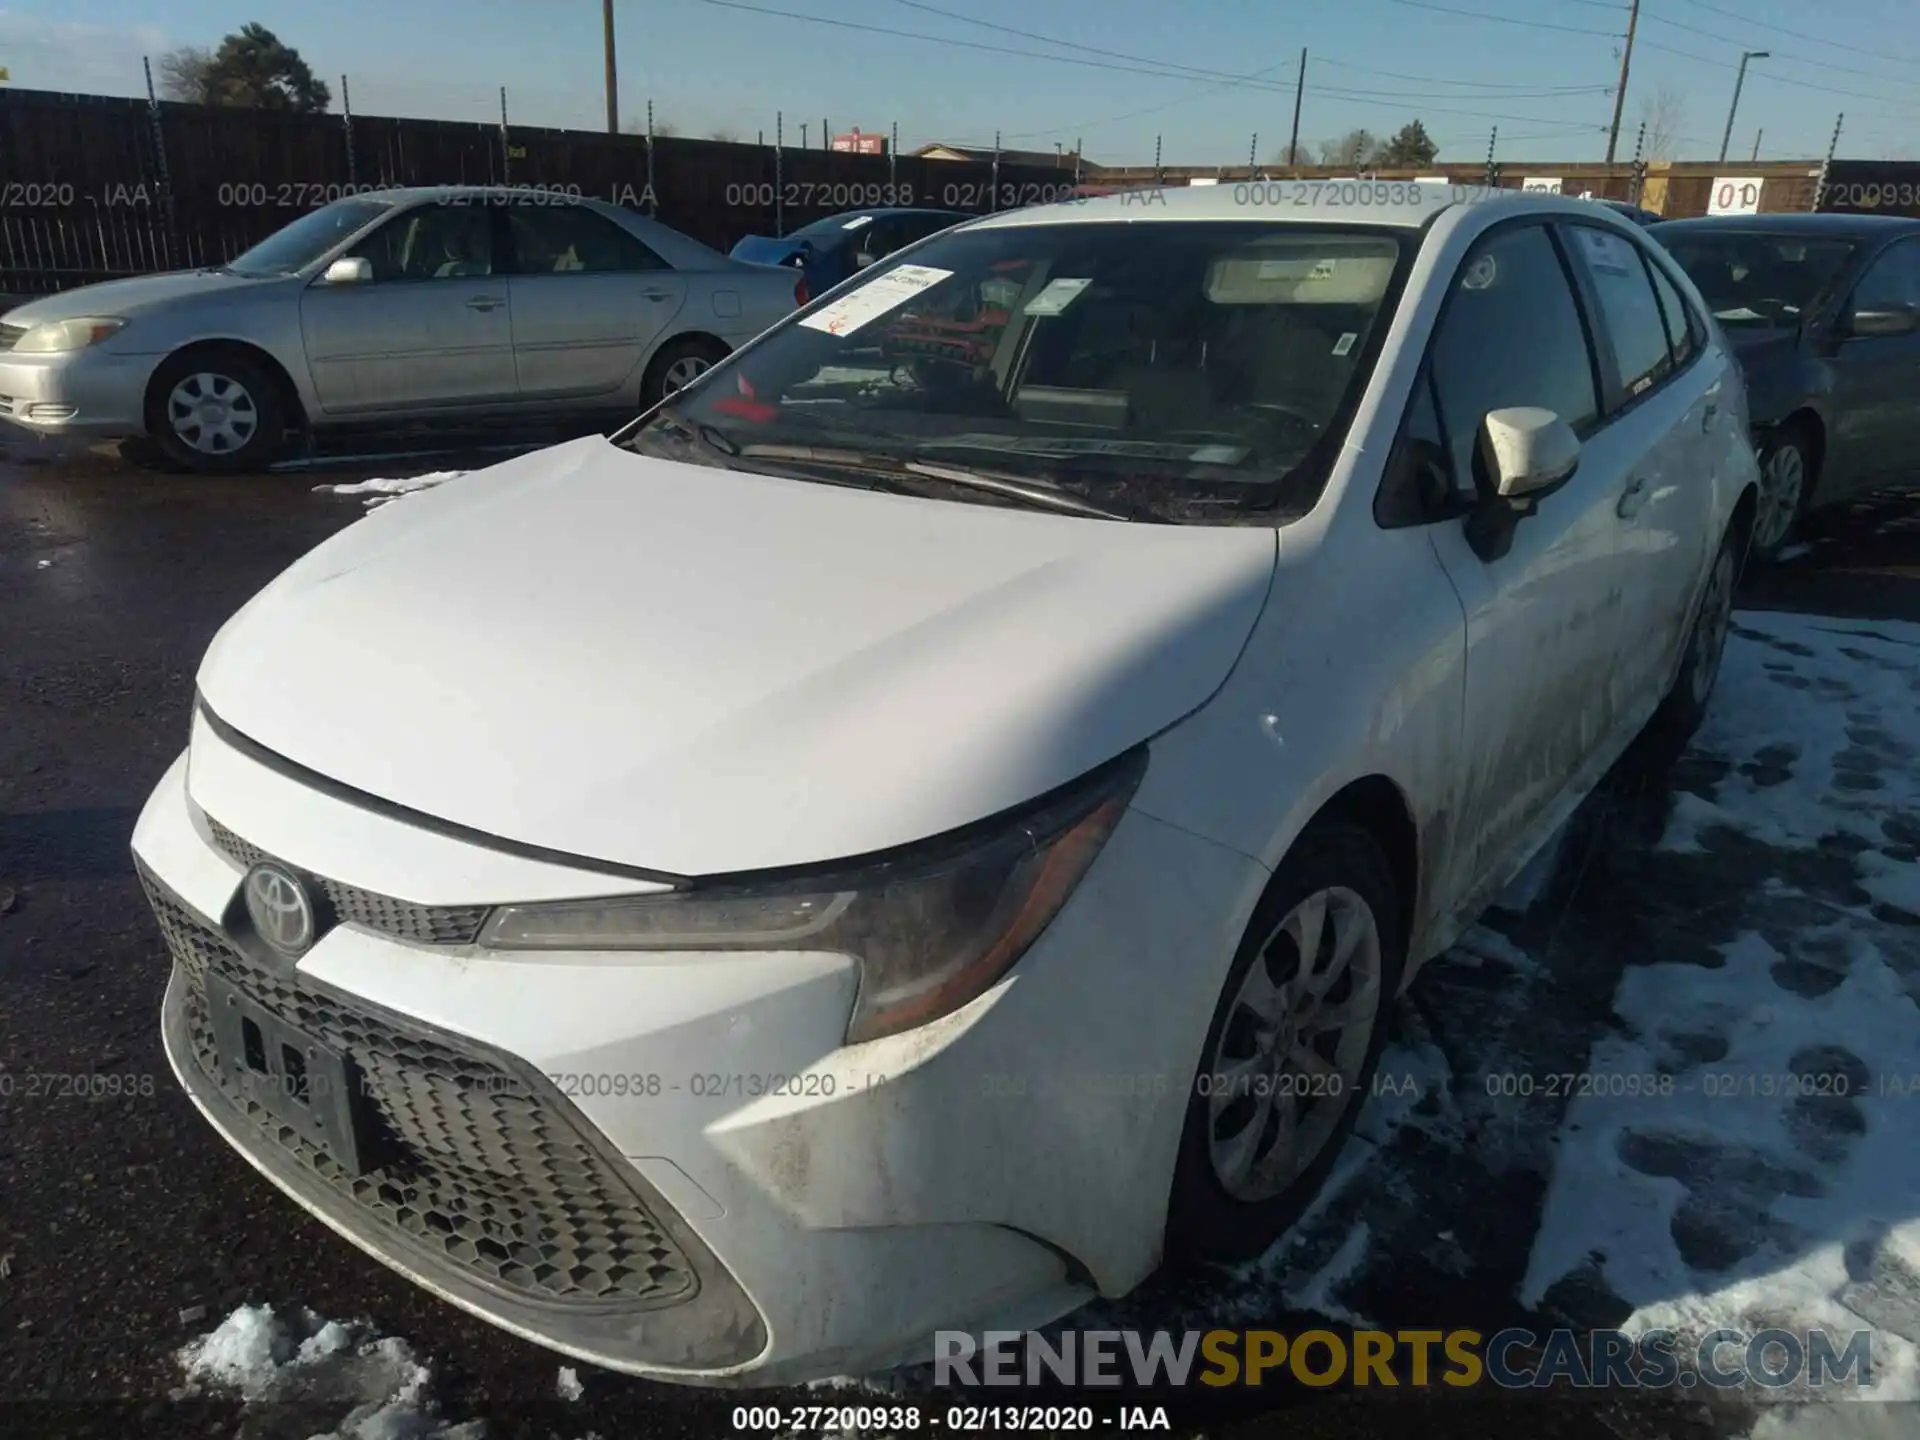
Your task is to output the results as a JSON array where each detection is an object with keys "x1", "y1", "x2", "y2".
[{"x1": 913, "y1": 142, "x2": 1091, "y2": 169}]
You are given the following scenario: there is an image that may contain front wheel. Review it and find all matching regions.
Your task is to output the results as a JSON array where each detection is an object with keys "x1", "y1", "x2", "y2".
[
  {"x1": 1749, "y1": 425, "x2": 1814, "y2": 562},
  {"x1": 145, "y1": 349, "x2": 286, "y2": 473},
  {"x1": 1166, "y1": 822, "x2": 1404, "y2": 1264}
]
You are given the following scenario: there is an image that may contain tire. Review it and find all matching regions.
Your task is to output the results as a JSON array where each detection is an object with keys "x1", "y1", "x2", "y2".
[
  {"x1": 1647, "y1": 523, "x2": 1740, "y2": 750},
  {"x1": 146, "y1": 348, "x2": 286, "y2": 473},
  {"x1": 1166, "y1": 822, "x2": 1405, "y2": 1264},
  {"x1": 1748, "y1": 422, "x2": 1815, "y2": 563},
  {"x1": 640, "y1": 336, "x2": 730, "y2": 410}
]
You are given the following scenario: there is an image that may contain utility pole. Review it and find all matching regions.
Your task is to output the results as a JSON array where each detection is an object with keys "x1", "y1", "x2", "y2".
[
  {"x1": 1288, "y1": 48, "x2": 1307, "y2": 169},
  {"x1": 1605, "y1": 0, "x2": 1640, "y2": 166},
  {"x1": 1751, "y1": 128, "x2": 1763, "y2": 162},
  {"x1": 601, "y1": 0, "x2": 620, "y2": 133},
  {"x1": 1718, "y1": 50, "x2": 1768, "y2": 164}
]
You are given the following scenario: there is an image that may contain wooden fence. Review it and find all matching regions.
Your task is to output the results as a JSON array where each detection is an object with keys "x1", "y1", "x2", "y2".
[{"x1": 0, "y1": 86, "x2": 1084, "y2": 295}]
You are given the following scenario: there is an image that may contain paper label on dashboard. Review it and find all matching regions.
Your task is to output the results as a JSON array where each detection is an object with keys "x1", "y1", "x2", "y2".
[
  {"x1": 1023, "y1": 277, "x2": 1092, "y2": 316},
  {"x1": 799, "y1": 264, "x2": 953, "y2": 337}
]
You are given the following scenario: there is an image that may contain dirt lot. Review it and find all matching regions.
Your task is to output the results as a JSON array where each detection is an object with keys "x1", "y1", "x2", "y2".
[{"x1": 2, "y1": 432, "x2": 1917, "y2": 1440}]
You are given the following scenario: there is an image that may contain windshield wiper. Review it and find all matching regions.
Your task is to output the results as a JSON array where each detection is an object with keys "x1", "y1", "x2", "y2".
[{"x1": 900, "y1": 461, "x2": 1140, "y2": 520}]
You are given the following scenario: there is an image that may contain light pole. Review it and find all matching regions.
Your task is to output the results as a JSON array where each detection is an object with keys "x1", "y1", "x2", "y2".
[
  {"x1": 602, "y1": 0, "x2": 618, "y2": 133},
  {"x1": 1718, "y1": 50, "x2": 1768, "y2": 163}
]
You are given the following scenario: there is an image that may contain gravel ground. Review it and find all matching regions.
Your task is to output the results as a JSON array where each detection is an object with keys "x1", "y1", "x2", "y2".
[{"x1": 2, "y1": 435, "x2": 1917, "y2": 1440}]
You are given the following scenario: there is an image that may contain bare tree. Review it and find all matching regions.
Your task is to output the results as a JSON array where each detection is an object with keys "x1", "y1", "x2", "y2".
[
  {"x1": 1270, "y1": 141, "x2": 1310, "y2": 166},
  {"x1": 156, "y1": 46, "x2": 216, "y2": 104},
  {"x1": 1635, "y1": 81, "x2": 1687, "y2": 162},
  {"x1": 1318, "y1": 129, "x2": 1380, "y2": 168},
  {"x1": 623, "y1": 114, "x2": 677, "y2": 137},
  {"x1": 707, "y1": 127, "x2": 742, "y2": 143}
]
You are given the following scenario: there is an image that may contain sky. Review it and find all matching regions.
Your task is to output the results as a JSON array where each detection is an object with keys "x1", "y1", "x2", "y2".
[{"x1": 1, "y1": 0, "x2": 1916, "y2": 167}]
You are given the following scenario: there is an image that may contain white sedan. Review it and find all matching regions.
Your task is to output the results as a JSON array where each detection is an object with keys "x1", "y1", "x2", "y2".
[
  {"x1": 133, "y1": 181, "x2": 1759, "y2": 1384},
  {"x1": 0, "y1": 187, "x2": 804, "y2": 471}
]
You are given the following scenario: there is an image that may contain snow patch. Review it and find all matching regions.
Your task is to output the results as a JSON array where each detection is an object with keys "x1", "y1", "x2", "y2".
[{"x1": 175, "y1": 1304, "x2": 483, "y2": 1438}]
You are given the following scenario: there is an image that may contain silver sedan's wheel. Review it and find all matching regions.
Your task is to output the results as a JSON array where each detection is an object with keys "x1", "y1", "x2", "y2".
[
  {"x1": 1206, "y1": 886, "x2": 1383, "y2": 1203},
  {"x1": 1687, "y1": 540, "x2": 1736, "y2": 711},
  {"x1": 1752, "y1": 439, "x2": 1807, "y2": 555},
  {"x1": 662, "y1": 354, "x2": 713, "y2": 393},
  {"x1": 167, "y1": 371, "x2": 260, "y2": 457}
]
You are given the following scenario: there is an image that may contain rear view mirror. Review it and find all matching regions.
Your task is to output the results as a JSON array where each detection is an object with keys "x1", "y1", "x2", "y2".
[
  {"x1": 1481, "y1": 407, "x2": 1580, "y2": 498},
  {"x1": 322, "y1": 256, "x2": 373, "y2": 285},
  {"x1": 1847, "y1": 305, "x2": 1919, "y2": 338}
]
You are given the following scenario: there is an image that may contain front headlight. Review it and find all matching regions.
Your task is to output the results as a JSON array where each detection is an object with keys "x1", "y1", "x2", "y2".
[
  {"x1": 479, "y1": 749, "x2": 1147, "y2": 1044},
  {"x1": 13, "y1": 317, "x2": 127, "y2": 354}
]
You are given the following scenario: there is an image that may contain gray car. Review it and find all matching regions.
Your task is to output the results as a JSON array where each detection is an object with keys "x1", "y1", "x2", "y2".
[{"x1": 0, "y1": 187, "x2": 805, "y2": 471}]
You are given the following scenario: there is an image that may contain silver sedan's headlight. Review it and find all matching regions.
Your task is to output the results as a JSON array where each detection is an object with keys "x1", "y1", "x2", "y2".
[
  {"x1": 12, "y1": 317, "x2": 127, "y2": 353},
  {"x1": 479, "y1": 750, "x2": 1147, "y2": 1043}
]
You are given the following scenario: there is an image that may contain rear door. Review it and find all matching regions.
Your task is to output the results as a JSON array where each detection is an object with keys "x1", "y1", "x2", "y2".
[
  {"x1": 1405, "y1": 220, "x2": 1639, "y2": 908},
  {"x1": 1828, "y1": 237, "x2": 1920, "y2": 495},
  {"x1": 299, "y1": 202, "x2": 516, "y2": 414},
  {"x1": 1560, "y1": 220, "x2": 1721, "y2": 714},
  {"x1": 503, "y1": 203, "x2": 685, "y2": 401}
]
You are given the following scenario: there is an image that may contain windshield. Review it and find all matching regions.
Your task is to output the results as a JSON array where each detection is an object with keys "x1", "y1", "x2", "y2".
[
  {"x1": 1660, "y1": 233, "x2": 1857, "y2": 328},
  {"x1": 225, "y1": 199, "x2": 392, "y2": 277},
  {"x1": 630, "y1": 220, "x2": 1409, "y2": 522}
]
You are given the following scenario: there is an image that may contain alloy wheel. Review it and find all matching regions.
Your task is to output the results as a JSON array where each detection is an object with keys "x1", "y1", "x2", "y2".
[
  {"x1": 1689, "y1": 544, "x2": 1736, "y2": 710},
  {"x1": 662, "y1": 355, "x2": 712, "y2": 393},
  {"x1": 1753, "y1": 443, "x2": 1806, "y2": 554},
  {"x1": 167, "y1": 372, "x2": 259, "y2": 457},
  {"x1": 1206, "y1": 886, "x2": 1383, "y2": 1203}
]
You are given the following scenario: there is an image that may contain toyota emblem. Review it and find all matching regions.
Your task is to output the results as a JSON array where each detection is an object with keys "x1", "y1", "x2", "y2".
[{"x1": 243, "y1": 862, "x2": 316, "y2": 957}]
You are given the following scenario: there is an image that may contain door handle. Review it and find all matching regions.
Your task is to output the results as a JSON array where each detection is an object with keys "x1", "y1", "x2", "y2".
[
  {"x1": 640, "y1": 290, "x2": 673, "y2": 301},
  {"x1": 465, "y1": 296, "x2": 504, "y2": 311},
  {"x1": 1617, "y1": 477, "x2": 1649, "y2": 519},
  {"x1": 1701, "y1": 402, "x2": 1719, "y2": 433}
]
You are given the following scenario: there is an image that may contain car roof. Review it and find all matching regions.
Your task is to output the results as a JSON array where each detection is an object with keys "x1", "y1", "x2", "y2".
[
  {"x1": 959, "y1": 180, "x2": 1608, "y2": 232},
  {"x1": 1652, "y1": 212, "x2": 1920, "y2": 239}
]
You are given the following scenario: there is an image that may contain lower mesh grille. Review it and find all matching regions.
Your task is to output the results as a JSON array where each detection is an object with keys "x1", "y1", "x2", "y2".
[
  {"x1": 143, "y1": 870, "x2": 700, "y2": 1312},
  {"x1": 202, "y1": 815, "x2": 491, "y2": 945}
]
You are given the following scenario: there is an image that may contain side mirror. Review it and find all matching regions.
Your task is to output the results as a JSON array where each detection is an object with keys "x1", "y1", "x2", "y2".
[
  {"x1": 1846, "y1": 305, "x2": 1919, "y2": 338},
  {"x1": 1481, "y1": 406, "x2": 1580, "y2": 498},
  {"x1": 322, "y1": 256, "x2": 373, "y2": 285},
  {"x1": 1464, "y1": 407, "x2": 1580, "y2": 563}
]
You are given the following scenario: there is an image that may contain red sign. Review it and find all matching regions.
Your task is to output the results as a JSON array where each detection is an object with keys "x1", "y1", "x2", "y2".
[{"x1": 832, "y1": 129, "x2": 886, "y2": 155}]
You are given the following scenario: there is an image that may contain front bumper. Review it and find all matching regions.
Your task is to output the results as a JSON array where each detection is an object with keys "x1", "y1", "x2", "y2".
[
  {"x1": 135, "y1": 717, "x2": 1265, "y2": 1383},
  {"x1": 0, "y1": 346, "x2": 154, "y2": 436}
]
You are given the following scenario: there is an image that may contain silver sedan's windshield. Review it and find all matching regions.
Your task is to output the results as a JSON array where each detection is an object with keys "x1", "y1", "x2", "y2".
[
  {"x1": 631, "y1": 219, "x2": 1411, "y2": 522},
  {"x1": 225, "y1": 199, "x2": 392, "y2": 277}
]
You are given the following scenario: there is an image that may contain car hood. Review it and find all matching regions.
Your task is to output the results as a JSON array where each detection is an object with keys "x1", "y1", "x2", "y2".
[
  {"x1": 196, "y1": 437, "x2": 1276, "y2": 876},
  {"x1": 3, "y1": 269, "x2": 272, "y2": 324}
]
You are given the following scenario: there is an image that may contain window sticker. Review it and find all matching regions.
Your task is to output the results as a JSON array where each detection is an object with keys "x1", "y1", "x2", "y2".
[
  {"x1": 1310, "y1": 258, "x2": 1338, "y2": 280},
  {"x1": 1575, "y1": 226, "x2": 1635, "y2": 277},
  {"x1": 842, "y1": 215, "x2": 874, "y2": 230},
  {"x1": 1023, "y1": 277, "x2": 1093, "y2": 316},
  {"x1": 798, "y1": 264, "x2": 953, "y2": 337},
  {"x1": 1462, "y1": 254, "x2": 1499, "y2": 291},
  {"x1": 1332, "y1": 332, "x2": 1358, "y2": 357}
]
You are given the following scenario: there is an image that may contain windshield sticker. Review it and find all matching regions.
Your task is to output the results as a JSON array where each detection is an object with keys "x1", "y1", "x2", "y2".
[
  {"x1": 980, "y1": 278, "x2": 1026, "y2": 307},
  {"x1": 799, "y1": 264, "x2": 953, "y2": 337},
  {"x1": 1310, "y1": 259, "x2": 1338, "y2": 280},
  {"x1": 1189, "y1": 444, "x2": 1248, "y2": 464},
  {"x1": 842, "y1": 215, "x2": 874, "y2": 230},
  {"x1": 1023, "y1": 277, "x2": 1093, "y2": 316},
  {"x1": 1462, "y1": 254, "x2": 1498, "y2": 290},
  {"x1": 1332, "y1": 332, "x2": 1358, "y2": 357}
]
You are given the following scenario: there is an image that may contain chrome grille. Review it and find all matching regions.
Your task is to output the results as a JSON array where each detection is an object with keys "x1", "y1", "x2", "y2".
[
  {"x1": 203, "y1": 816, "x2": 491, "y2": 945},
  {"x1": 143, "y1": 870, "x2": 701, "y2": 1311}
]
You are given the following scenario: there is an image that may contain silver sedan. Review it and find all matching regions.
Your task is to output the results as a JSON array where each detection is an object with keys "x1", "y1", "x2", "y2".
[{"x1": 0, "y1": 187, "x2": 805, "y2": 471}]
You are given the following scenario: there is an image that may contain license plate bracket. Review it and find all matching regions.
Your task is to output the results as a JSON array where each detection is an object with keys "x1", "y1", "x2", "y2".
[{"x1": 204, "y1": 972, "x2": 373, "y2": 1176}]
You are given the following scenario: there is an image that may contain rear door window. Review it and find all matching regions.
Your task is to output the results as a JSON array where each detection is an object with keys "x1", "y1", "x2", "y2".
[{"x1": 1566, "y1": 224, "x2": 1674, "y2": 406}]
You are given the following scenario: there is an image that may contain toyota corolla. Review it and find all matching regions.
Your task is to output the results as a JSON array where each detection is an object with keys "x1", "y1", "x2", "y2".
[{"x1": 134, "y1": 182, "x2": 1759, "y2": 1385}]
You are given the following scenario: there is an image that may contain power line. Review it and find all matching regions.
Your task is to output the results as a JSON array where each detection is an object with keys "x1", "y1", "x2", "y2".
[
  {"x1": 1382, "y1": 0, "x2": 1624, "y2": 37},
  {"x1": 1635, "y1": 36, "x2": 1920, "y2": 113},
  {"x1": 1311, "y1": 55, "x2": 1616, "y2": 91},
  {"x1": 696, "y1": 0, "x2": 1613, "y2": 127},
  {"x1": 1667, "y1": 0, "x2": 1920, "y2": 69},
  {"x1": 1640, "y1": 12, "x2": 1916, "y2": 83}
]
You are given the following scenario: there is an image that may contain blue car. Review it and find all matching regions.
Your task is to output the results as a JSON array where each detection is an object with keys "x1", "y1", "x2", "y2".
[{"x1": 730, "y1": 208, "x2": 970, "y2": 296}]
